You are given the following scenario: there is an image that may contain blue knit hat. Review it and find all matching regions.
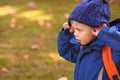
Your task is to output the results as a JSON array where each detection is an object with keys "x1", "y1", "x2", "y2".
[{"x1": 68, "y1": 0, "x2": 111, "y2": 28}]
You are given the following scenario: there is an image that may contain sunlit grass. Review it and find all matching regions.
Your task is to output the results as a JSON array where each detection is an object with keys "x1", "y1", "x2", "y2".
[
  {"x1": 0, "y1": 5, "x2": 17, "y2": 16},
  {"x1": 17, "y1": 10, "x2": 53, "y2": 21}
]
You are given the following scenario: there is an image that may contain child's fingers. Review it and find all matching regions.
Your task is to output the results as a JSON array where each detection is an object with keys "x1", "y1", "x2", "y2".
[
  {"x1": 63, "y1": 22, "x2": 70, "y2": 30},
  {"x1": 63, "y1": 22, "x2": 73, "y2": 33},
  {"x1": 69, "y1": 28, "x2": 74, "y2": 33}
]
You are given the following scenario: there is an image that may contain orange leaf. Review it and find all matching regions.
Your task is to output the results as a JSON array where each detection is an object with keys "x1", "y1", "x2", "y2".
[
  {"x1": 37, "y1": 20, "x2": 45, "y2": 26},
  {"x1": 27, "y1": 1, "x2": 37, "y2": 9},
  {"x1": 10, "y1": 23, "x2": 15, "y2": 28},
  {"x1": 0, "y1": 67, "x2": 8, "y2": 73},
  {"x1": 23, "y1": 53, "x2": 32, "y2": 60},
  {"x1": 47, "y1": 8, "x2": 53, "y2": 12},
  {"x1": 11, "y1": 17, "x2": 17, "y2": 23},
  {"x1": 30, "y1": 44, "x2": 40, "y2": 50},
  {"x1": 46, "y1": 22, "x2": 52, "y2": 28},
  {"x1": 58, "y1": 77, "x2": 68, "y2": 80},
  {"x1": 64, "y1": 13, "x2": 70, "y2": 19}
]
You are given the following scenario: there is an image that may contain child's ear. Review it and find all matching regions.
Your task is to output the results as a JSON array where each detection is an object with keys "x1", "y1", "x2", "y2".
[
  {"x1": 91, "y1": 28, "x2": 97, "y2": 35},
  {"x1": 101, "y1": 23, "x2": 107, "y2": 28},
  {"x1": 91, "y1": 23, "x2": 107, "y2": 36}
]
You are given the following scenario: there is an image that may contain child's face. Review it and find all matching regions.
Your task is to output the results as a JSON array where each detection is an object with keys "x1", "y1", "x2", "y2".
[{"x1": 71, "y1": 20, "x2": 95, "y2": 45}]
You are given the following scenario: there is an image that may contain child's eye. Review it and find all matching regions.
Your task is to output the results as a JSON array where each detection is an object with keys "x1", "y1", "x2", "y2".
[
  {"x1": 78, "y1": 28, "x2": 83, "y2": 31},
  {"x1": 75, "y1": 29, "x2": 82, "y2": 32},
  {"x1": 71, "y1": 27, "x2": 83, "y2": 32}
]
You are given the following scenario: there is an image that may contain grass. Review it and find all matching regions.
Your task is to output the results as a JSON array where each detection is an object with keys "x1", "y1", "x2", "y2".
[{"x1": 0, "y1": 0, "x2": 120, "y2": 80}]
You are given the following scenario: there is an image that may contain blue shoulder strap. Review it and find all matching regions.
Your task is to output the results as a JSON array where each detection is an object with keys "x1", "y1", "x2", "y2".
[{"x1": 110, "y1": 18, "x2": 120, "y2": 31}]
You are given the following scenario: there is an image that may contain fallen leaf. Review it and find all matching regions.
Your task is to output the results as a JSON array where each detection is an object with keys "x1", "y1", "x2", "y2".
[
  {"x1": 58, "y1": 77, "x2": 68, "y2": 80},
  {"x1": 46, "y1": 22, "x2": 52, "y2": 28},
  {"x1": 10, "y1": 23, "x2": 16, "y2": 28},
  {"x1": 0, "y1": 67, "x2": 8, "y2": 73},
  {"x1": 17, "y1": 25, "x2": 23, "y2": 30},
  {"x1": 27, "y1": 1, "x2": 37, "y2": 9},
  {"x1": 64, "y1": 13, "x2": 70, "y2": 19},
  {"x1": 49, "y1": 33, "x2": 57, "y2": 40},
  {"x1": 48, "y1": 53, "x2": 59, "y2": 60},
  {"x1": 5, "y1": 5, "x2": 16, "y2": 15},
  {"x1": 47, "y1": 8, "x2": 53, "y2": 12},
  {"x1": 11, "y1": 17, "x2": 17, "y2": 23},
  {"x1": 5, "y1": 5, "x2": 11, "y2": 9},
  {"x1": 17, "y1": 0, "x2": 23, "y2": 4},
  {"x1": 37, "y1": 20, "x2": 45, "y2": 26},
  {"x1": 23, "y1": 53, "x2": 32, "y2": 60},
  {"x1": 30, "y1": 44, "x2": 40, "y2": 50}
]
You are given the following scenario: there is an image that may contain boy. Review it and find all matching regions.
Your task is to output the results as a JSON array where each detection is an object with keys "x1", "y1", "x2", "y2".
[{"x1": 57, "y1": 0, "x2": 120, "y2": 80}]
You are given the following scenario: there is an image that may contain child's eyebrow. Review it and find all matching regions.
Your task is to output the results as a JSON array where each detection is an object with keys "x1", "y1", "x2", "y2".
[
  {"x1": 75, "y1": 27, "x2": 81, "y2": 30},
  {"x1": 72, "y1": 27, "x2": 82, "y2": 31},
  {"x1": 71, "y1": 26, "x2": 74, "y2": 29}
]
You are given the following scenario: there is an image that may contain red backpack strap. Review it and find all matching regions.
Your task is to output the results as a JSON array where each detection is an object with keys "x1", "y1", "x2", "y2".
[
  {"x1": 102, "y1": 45, "x2": 120, "y2": 80},
  {"x1": 80, "y1": 46, "x2": 83, "y2": 49}
]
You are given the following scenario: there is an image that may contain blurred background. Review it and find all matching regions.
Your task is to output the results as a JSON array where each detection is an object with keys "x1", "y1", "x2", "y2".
[{"x1": 0, "y1": 0, "x2": 120, "y2": 80}]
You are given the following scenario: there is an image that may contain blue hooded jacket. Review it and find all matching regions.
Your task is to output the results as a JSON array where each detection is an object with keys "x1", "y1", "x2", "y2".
[{"x1": 57, "y1": 19, "x2": 120, "y2": 80}]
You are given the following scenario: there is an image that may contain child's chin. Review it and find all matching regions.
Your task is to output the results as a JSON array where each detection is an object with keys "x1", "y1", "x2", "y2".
[
  {"x1": 78, "y1": 40, "x2": 89, "y2": 45},
  {"x1": 80, "y1": 42, "x2": 88, "y2": 45}
]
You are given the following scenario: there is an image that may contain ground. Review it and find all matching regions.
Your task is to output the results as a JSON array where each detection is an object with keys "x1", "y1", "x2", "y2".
[{"x1": 0, "y1": 0, "x2": 120, "y2": 80}]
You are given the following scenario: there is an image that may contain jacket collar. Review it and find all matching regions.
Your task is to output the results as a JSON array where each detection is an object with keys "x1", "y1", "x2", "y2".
[
  {"x1": 70, "y1": 37, "x2": 104, "y2": 52},
  {"x1": 85, "y1": 38, "x2": 104, "y2": 52}
]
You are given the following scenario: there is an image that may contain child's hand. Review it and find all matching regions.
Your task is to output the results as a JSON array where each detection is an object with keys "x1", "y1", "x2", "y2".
[{"x1": 63, "y1": 22, "x2": 73, "y2": 33}]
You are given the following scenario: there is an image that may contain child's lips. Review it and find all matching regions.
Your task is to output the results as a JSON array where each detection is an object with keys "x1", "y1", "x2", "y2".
[
  {"x1": 78, "y1": 40, "x2": 81, "y2": 42},
  {"x1": 75, "y1": 37, "x2": 81, "y2": 42},
  {"x1": 76, "y1": 39, "x2": 81, "y2": 42}
]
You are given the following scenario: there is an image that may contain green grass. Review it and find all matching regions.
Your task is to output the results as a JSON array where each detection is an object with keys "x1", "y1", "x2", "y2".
[{"x1": 0, "y1": 0, "x2": 120, "y2": 80}]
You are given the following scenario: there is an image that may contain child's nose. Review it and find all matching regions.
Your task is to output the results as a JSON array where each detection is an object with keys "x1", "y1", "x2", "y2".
[{"x1": 74, "y1": 31, "x2": 77, "y2": 37}]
